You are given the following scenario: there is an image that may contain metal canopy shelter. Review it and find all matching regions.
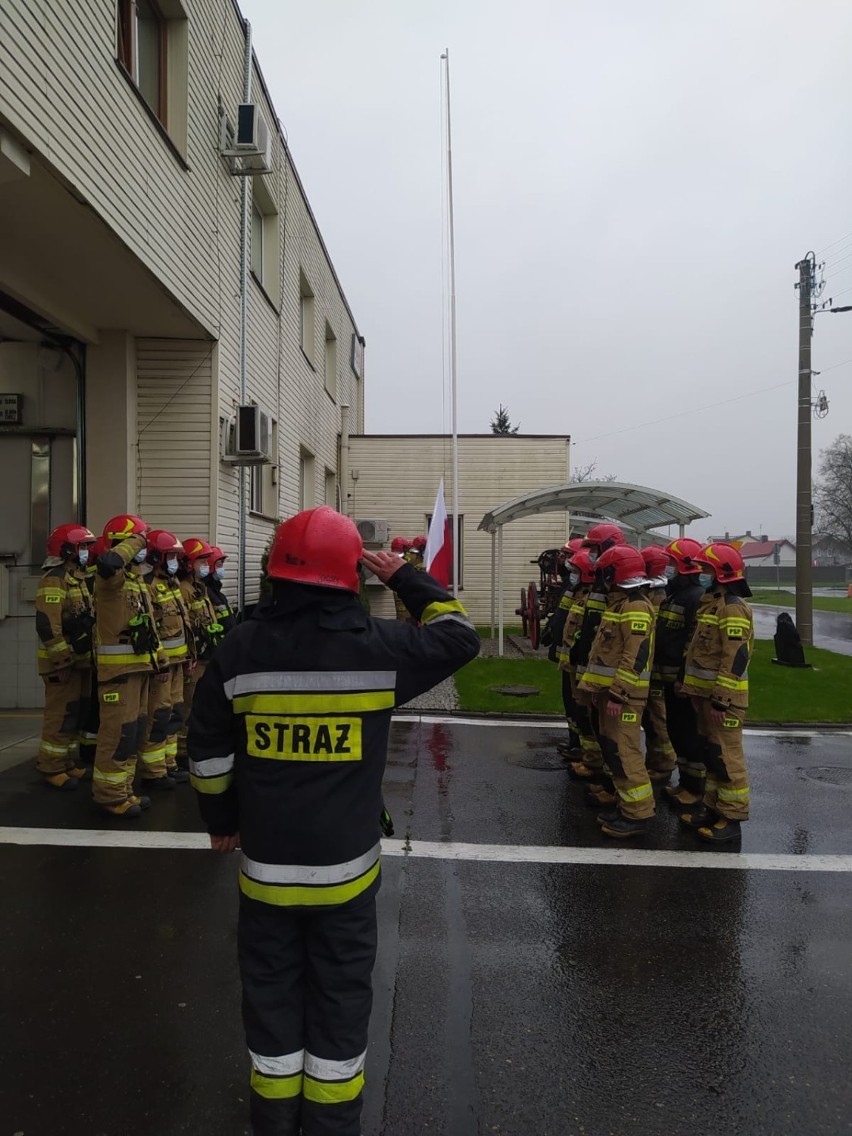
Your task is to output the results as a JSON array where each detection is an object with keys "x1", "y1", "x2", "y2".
[{"x1": 477, "y1": 481, "x2": 710, "y2": 655}]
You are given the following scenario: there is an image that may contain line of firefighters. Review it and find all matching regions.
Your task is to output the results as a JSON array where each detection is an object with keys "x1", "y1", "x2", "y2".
[
  {"x1": 544, "y1": 523, "x2": 754, "y2": 843},
  {"x1": 35, "y1": 516, "x2": 236, "y2": 817}
]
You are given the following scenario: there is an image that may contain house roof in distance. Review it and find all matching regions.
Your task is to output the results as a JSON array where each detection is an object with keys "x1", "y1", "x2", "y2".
[{"x1": 739, "y1": 539, "x2": 795, "y2": 560}]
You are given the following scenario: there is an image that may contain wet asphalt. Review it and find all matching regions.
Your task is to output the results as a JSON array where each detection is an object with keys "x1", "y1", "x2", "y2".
[
  {"x1": 0, "y1": 718, "x2": 851, "y2": 1136},
  {"x1": 752, "y1": 603, "x2": 852, "y2": 656}
]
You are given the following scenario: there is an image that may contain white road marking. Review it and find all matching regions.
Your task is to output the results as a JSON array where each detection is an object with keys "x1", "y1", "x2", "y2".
[
  {"x1": 395, "y1": 713, "x2": 852, "y2": 737},
  {"x1": 1, "y1": 826, "x2": 849, "y2": 872}
]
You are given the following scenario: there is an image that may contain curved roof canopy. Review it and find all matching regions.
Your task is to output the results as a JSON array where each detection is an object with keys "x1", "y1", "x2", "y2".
[{"x1": 478, "y1": 481, "x2": 709, "y2": 535}]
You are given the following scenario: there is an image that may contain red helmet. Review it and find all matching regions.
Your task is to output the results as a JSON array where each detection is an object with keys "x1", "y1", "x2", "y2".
[
  {"x1": 103, "y1": 514, "x2": 148, "y2": 542},
  {"x1": 182, "y1": 538, "x2": 214, "y2": 563},
  {"x1": 570, "y1": 548, "x2": 597, "y2": 583},
  {"x1": 209, "y1": 545, "x2": 227, "y2": 564},
  {"x1": 664, "y1": 537, "x2": 703, "y2": 575},
  {"x1": 562, "y1": 537, "x2": 584, "y2": 560},
  {"x1": 411, "y1": 535, "x2": 427, "y2": 552},
  {"x1": 582, "y1": 522, "x2": 625, "y2": 553},
  {"x1": 267, "y1": 506, "x2": 362, "y2": 592},
  {"x1": 146, "y1": 529, "x2": 183, "y2": 562},
  {"x1": 390, "y1": 536, "x2": 410, "y2": 554},
  {"x1": 640, "y1": 545, "x2": 669, "y2": 578},
  {"x1": 596, "y1": 544, "x2": 646, "y2": 586},
  {"x1": 46, "y1": 523, "x2": 96, "y2": 559},
  {"x1": 90, "y1": 535, "x2": 109, "y2": 562},
  {"x1": 697, "y1": 542, "x2": 745, "y2": 584}
]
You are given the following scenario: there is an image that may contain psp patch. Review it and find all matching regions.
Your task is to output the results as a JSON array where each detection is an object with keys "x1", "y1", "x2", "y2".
[
  {"x1": 723, "y1": 717, "x2": 740, "y2": 729},
  {"x1": 726, "y1": 627, "x2": 743, "y2": 638},
  {"x1": 247, "y1": 715, "x2": 362, "y2": 762},
  {"x1": 620, "y1": 710, "x2": 638, "y2": 723}
]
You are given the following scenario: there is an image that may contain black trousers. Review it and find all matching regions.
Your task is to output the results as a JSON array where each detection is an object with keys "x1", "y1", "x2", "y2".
[
  {"x1": 663, "y1": 685, "x2": 706, "y2": 795},
  {"x1": 239, "y1": 892, "x2": 378, "y2": 1136}
]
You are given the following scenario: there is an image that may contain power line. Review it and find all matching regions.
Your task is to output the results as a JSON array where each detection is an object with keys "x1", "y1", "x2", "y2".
[{"x1": 817, "y1": 229, "x2": 852, "y2": 255}]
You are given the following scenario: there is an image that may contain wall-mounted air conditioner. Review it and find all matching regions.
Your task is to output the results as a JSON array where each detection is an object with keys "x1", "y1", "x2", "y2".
[
  {"x1": 355, "y1": 519, "x2": 389, "y2": 546},
  {"x1": 235, "y1": 103, "x2": 272, "y2": 173},
  {"x1": 222, "y1": 405, "x2": 274, "y2": 465}
]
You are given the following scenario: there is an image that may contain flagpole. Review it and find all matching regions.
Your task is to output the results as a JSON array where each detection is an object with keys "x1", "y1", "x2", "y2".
[{"x1": 443, "y1": 47, "x2": 460, "y2": 598}]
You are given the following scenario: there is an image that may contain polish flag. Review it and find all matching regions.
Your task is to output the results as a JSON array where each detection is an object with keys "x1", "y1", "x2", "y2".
[{"x1": 425, "y1": 478, "x2": 453, "y2": 588}]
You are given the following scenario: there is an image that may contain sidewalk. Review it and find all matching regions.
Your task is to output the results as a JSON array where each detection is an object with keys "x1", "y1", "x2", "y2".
[{"x1": 0, "y1": 712, "x2": 41, "y2": 774}]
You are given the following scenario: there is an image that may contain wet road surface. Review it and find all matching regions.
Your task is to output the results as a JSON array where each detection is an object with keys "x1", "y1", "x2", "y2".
[
  {"x1": 1, "y1": 717, "x2": 851, "y2": 1135},
  {"x1": 752, "y1": 603, "x2": 852, "y2": 656}
]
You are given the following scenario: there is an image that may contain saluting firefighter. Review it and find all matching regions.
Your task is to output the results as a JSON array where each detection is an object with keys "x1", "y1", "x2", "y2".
[
  {"x1": 188, "y1": 506, "x2": 480, "y2": 1136},
  {"x1": 656, "y1": 538, "x2": 707, "y2": 807},
  {"x1": 178, "y1": 538, "x2": 224, "y2": 750},
  {"x1": 205, "y1": 545, "x2": 238, "y2": 633},
  {"x1": 389, "y1": 536, "x2": 412, "y2": 621},
  {"x1": 34, "y1": 523, "x2": 97, "y2": 790},
  {"x1": 408, "y1": 534, "x2": 427, "y2": 569},
  {"x1": 138, "y1": 530, "x2": 192, "y2": 788},
  {"x1": 92, "y1": 514, "x2": 168, "y2": 819},
  {"x1": 679, "y1": 542, "x2": 754, "y2": 844},
  {"x1": 640, "y1": 544, "x2": 677, "y2": 784},
  {"x1": 578, "y1": 545, "x2": 657, "y2": 838},
  {"x1": 566, "y1": 523, "x2": 625, "y2": 787},
  {"x1": 554, "y1": 544, "x2": 594, "y2": 762},
  {"x1": 78, "y1": 535, "x2": 109, "y2": 765}
]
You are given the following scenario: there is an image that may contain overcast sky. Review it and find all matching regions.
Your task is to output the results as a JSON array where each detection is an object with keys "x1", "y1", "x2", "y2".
[{"x1": 241, "y1": 0, "x2": 852, "y2": 539}]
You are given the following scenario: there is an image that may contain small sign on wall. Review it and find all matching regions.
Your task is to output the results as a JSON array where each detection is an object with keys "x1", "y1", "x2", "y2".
[
  {"x1": 351, "y1": 335, "x2": 364, "y2": 380},
  {"x1": 0, "y1": 394, "x2": 22, "y2": 425}
]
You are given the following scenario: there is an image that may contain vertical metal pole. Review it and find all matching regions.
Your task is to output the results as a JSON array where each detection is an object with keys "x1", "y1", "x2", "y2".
[
  {"x1": 497, "y1": 525, "x2": 504, "y2": 657},
  {"x1": 238, "y1": 20, "x2": 252, "y2": 613},
  {"x1": 490, "y1": 529, "x2": 496, "y2": 639},
  {"x1": 795, "y1": 254, "x2": 814, "y2": 646},
  {"x1": 443, "y1": 49, "x2": 460, "y2": 599}
]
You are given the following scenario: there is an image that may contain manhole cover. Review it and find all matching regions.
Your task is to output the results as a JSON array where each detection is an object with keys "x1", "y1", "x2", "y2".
[
  {"x1": 802, "y1": 766, "x2": 852, "y2": 787},
  {"x1": 507, "y1": 751, "x2": 570, "y2": 771},
  {"x1": 490, "y1": 684, "x2": 541, "y2": 697}
]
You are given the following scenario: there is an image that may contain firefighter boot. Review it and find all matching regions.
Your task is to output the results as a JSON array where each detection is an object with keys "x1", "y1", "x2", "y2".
[
  {"x1": 100, "y1": 799, "x2": 143, "y2": 818},
  {"x1": 698, "y1": 817, "x2": 742, "y2": 844},
  {"x1": 599, "y1": 813, "x2": 649, "y2": 838},
  {"x1": 43, "y1": 771, "x2": 79, "y2": 791},
  {"x1": 66, "y1": 765, "x2": 91, "y2": 781}
]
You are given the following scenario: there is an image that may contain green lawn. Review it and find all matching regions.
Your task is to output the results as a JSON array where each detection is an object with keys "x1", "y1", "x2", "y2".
[
  {"x1": 750, "y1": 589, "x2": 852, "y2": 614},
  {"x1": 455, "y1": 639, "x2": 852, "y2": 722}
]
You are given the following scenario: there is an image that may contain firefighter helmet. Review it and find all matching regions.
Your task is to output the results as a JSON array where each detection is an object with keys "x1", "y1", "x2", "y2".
[
  {"x1": 411, "y1": 535, "x2": 427, "y2": 552},
  {"x1": 582, "y1": 522, "x2": 625, "y2": 553},
  {"x1": 640, "y1": 545, "x2": 669, "y2": 578},
  {"x1": 103, "y1": 514, "x2": 148, "y2": 542},
  {"x1": 209, "y1": 545, "x2": 228, "y2": 564},
  {"x1": 596, "y1": 544, "x2": 646, "y2": 586},
  {"x1": 571, "y1": 548, "x2": 597, "y2": 583},
  {"x1": 697, "y1": 542, "x2": 746, "y2": 584},
  {"x1": 562, "y1": 537, "x2": 584, "y2": 560},
  {"x1": 390, "y1": 536, "x2": 410, "y2": 553},
  {"x1": 267, "y1": 506, "x2": 362, "y2": 592},
  {"x1": 664, "y1": 537, "x2": 703, "y2": 575},
  {"x1": 182, "y1": 538, "x2": 214, "y2": 563},
  {"x1": 146, "y1": 529, "x2": 184, "y2": 563},
  {"x1": 46, "y1": 523, "x2": 96, "y2": 559}
]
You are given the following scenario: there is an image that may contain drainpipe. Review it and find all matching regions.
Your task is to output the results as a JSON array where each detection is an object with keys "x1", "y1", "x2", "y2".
[
  {"x1": 238, "y1": 20, "x2": 252, "y2": 611},
  {"x1": 339, "y1": 404, "x2": 350, "y2": 516}
]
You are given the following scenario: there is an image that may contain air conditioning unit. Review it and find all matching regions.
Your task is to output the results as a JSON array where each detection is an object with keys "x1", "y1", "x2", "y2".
[
  {"x1": 355, "y1": 519, "x2": 389, "y2": 546},
  {"x1": 223, "y1": 405, "x2": 274, "y2": 465},
  {"x1": 235, "y1": 103, "x2": 273, "y2": 174}
]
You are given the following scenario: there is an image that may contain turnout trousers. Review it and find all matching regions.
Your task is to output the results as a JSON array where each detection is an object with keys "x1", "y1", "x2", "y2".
[
  {"x1": 92, "y1": 673, "x2": 150, "y2": 807},
  {"x1": 178, "y1": 661, "x2": 207, "y2": 757},
  {"x1": 138, "y1": 665, "x2": 185, "y2": 780},
  {"x1": 569, "y1": 668, "x2": 604, "y2": 772},
  {"x1": 663, "y1": 685, "x2": 706, "y2": 797},
  {"x1": 694, "y1": 700, "x2": 750, "y2": 821},
  {"x1": 239, "y1": 891, "x2": 377, "y2": 1136},
  {"x1": 37, "y1": 669, "x2": 92, "y2": 775},
  {"x1": 642, "y1": 685, "x2": 675, "y2": 775},
  {"x1": 594, "y1": 693, "x2": 655, "y2": 820}
]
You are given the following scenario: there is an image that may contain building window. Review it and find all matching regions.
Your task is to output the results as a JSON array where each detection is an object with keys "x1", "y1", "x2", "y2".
[
  {"x1": 116, "y1": 0, "x2": 189, "y2": 154},
  {"x1": 299, "y1": 271, "x2": 316, "y2": 366},
  {"x1": 324, "y1": 323, "x2": 337, "y2": 400},
  {"x1": 325, "y1": 468, "x2": 337, "y2": 508},
  {"x1": 251, "y1": 179, "x2": 280, "y2": 305},
  {"x1": 250, "y1": 420, "x2": 278, "y2": 517},
  {"x1": 426, "y1": 513, "x2": 464, "y2": 589},
  {"x1": 299, "y1": 447, "x2": 316, "y2": 510}
]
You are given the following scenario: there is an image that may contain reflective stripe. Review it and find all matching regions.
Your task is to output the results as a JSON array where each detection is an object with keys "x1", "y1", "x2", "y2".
[
  {"x1": 189, "y1": 754, "x2": 235, "y2": 778},
  {"x1": 92, "y1": 768, "x2": 128, "y2": 784},
  {"x1": 224, "y1": 670, "x2": 396, "y2": 700},
  {"x1": 697, "y1": 614, "x2": 719, "y2": 626},
  {"x1": 164, "y1": 644, "x2": 188, "y2": 659},
  {"x1": 421, "y1": 599, "x2": 469, "y2": 625},
  {"x1": 160, "y1": 636, "x2": 185, "y2": 650},
  {"x1": 687, "y1": 665, "x2": 717, "y2": 680},
  {"x1": 190, "y1": 772, "x2": 234, "y2": 795},
  {"x1": 233, "y1": 691, "x2": 394, "y2": 715},
  {"x1": 617, "y1": 782, "x2": 654, "y2": 803},
  {"x1": 250, "y1": 1069, "x2": 303, "y2": 1099},
  {"x1": 96, "y1": 652, "x2": 151, "y2": 665},
  {"x1": 579, "y1": 671, "x2": 612, "y2": 686},
  {"x1": 717, "y1": 675, "x2": 748, "y2": 691},
  {"x1": 683, "y1": 675, "x2": 715, "y2": 690},
  {"x1": 717, "y1": 784, "x2": 750, "y2": 801},
  {"x1": 241, "y1": 843, "x2": 380, "y2": 886},
  {"x1": 139, "y1": 747, "x2": 167, "y2": 765},
  {"x1": 39, "y1": 740, "x2": 68, "y2": 756},
  {"x1": 304, "y1": 1049, "x2": 367, "y2": 1081},
  {"x1": 424, "y1": 612, "x2": 472, "y2": 628},
  {"x1": 303, "y1": 1072, "x2": 365, "y2": 1104},
  {"x1": 615, "y1": 668, "x2": 650, "y2": 687},
  {"x1": 585, "y1": 664, "x2": 616, "y2": 677},
  {"x1": 239, "y1": 860, "x2": 381, "y2": 907},
  {"x1": 250, "y1": 1049, "x2": 304, "y2": 1077}
]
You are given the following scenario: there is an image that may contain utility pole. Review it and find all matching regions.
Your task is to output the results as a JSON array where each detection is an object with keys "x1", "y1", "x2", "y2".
[{"x1": 794, "y1": 253, "x2": 815, "y2": 646}]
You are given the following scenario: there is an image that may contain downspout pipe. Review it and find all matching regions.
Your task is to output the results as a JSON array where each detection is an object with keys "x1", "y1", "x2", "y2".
[
  {"x1": 238, "y1": 19, "x2": 252, "y2": 612},
  {"x1": 339, "y1": 404, "x2": 350, "y2": 516}
]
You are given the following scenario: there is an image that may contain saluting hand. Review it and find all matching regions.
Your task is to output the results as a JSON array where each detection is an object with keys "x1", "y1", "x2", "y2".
[{"x1": 361, "y1": 550, "x2": 405, "y2": 584}]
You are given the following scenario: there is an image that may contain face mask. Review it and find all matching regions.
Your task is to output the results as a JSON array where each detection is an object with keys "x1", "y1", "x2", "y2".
[
  {"x1": 214, "y1": 567, "x2": 225, "y2": 581},
  {"x1": 568, "y1": 571, "x2": 580, "y2": 586},
  {"x1": 133, "y1": 550, "x2": 147, "y2": 563},
  {"x1": 664, "y1": 565, "x2": 677, "y2": 580},
  {"x1": 197, "y1": 562, "x2": 211, "y2": 579},
  {"x1": 588, "y1": 551, "x2": 598, "y2": 564},
  {"x1": 77, "y1": 548, "x2": 89, "y2": 567},
  {"x1": 166, "y1": 557, "x2": 179, "y2": 575},
  {"x1": 699, "y1": 572, "x2": 715, "y2": 589}
]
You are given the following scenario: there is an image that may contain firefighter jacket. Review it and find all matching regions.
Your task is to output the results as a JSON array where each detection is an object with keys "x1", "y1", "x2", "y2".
[
  {"x1": 204, "y1": 577, "x2": 237, "y2": 634},
  {"x1": 94, "y1": 535, "x2": 167, "y2": 680},
  {"x1": 188, "y1": 563, "x2": 480, "y2": 909},
  {"x1": 545, "y1": 581, "x2": 575, "y2": 664},
  {"x1": 683, "y1": 586, "x2": 753, "y2": 710},
  {"x1": 578, "y1": 587, "x2": 655, "y2": 704},
  {"x1": 568, "y1": 586, "x2": 608, "y2": 669},
  {"x1": 653, "y1": 575, "x2": 705, "y2": 683},
  {"x1": 556, "y1": 583, "x2": 587, "y2": 670},
  {"x1": 35, "y1": 561, "x2": 95, "y2": 675},
  {"x1": 179, "y1": 576, "x2": 222, "y2": 661},
  {"x1": 146, "y1": 569, "x2": 193, "y2": 665}
]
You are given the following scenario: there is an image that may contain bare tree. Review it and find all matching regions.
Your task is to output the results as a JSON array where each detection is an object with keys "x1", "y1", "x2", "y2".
[
  {"x1": 571, "y1": 459, "x2": 618, "y2": 483},
  {"x1": 814, "y1": 433, "x2": 852, "y2": 548}
]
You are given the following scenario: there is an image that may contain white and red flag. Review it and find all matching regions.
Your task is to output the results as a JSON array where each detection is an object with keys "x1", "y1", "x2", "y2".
[{"x1": 425, "y1": 478, "x2": 453, "y2": 587}]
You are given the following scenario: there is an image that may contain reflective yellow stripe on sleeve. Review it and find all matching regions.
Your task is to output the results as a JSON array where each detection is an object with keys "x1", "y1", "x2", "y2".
[
  {"x1": 190, "y1": 772, "x2": 234, "y2": 795},
  {"x1": 233, "y1": 692, "x2": 395, "y2": 715},
  {"x1": 420, "y1": 599, "x2": 469, "y2": 624}
]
